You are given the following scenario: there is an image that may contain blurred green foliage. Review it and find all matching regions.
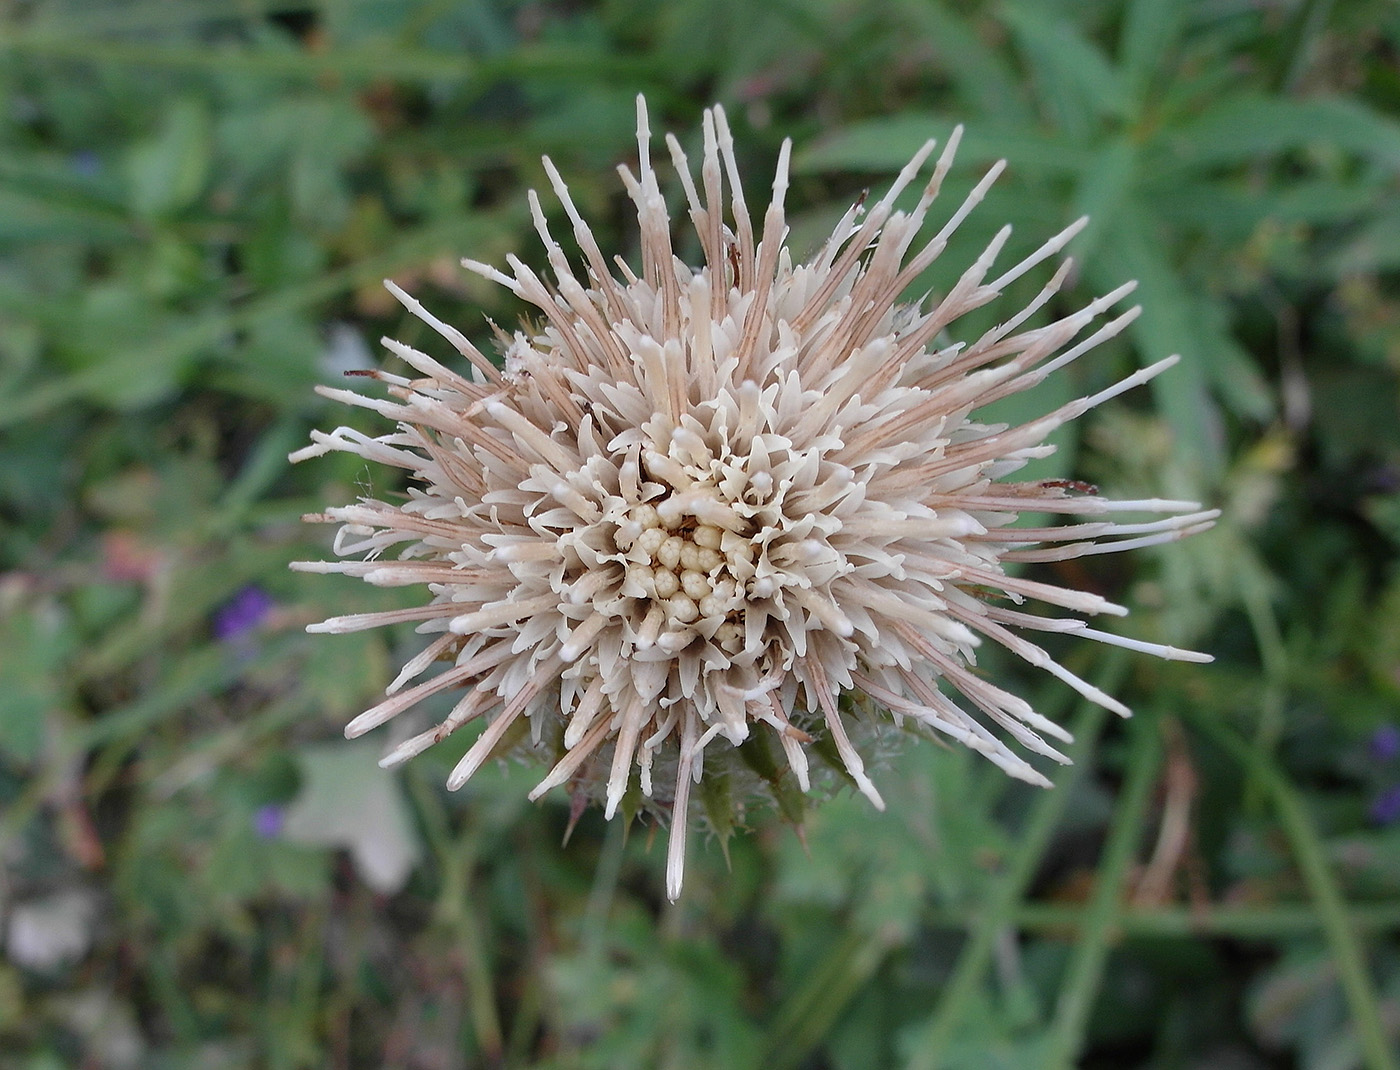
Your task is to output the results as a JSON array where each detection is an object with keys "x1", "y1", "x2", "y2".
[{"x1": 2, "y1": 0, "x2": 1400, "y2": 1067}]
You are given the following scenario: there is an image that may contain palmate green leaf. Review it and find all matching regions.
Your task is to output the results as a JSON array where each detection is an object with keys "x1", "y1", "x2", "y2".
[
  {"x1": 794, "y1": 117, "x2": 1087, "y2": 177},
  {"x1": 1117, "y1": 0, "x2": 1186, "y2": 106},
  {"x1": 1145, "y1": 176, "x2": 1381, "y2": 234},
  {"x1": 1087, "y1": 205, "x2": 1220, "y2": 470},
  {"x1": 1203, "y1": 315, "x2": 1275, "y2": 425},
  {"x1": 1002, "y1": 3, "x2": 1131, "y2": 142},
  {"x1": 1155, "y1": 93, "x2": 1400, "y2": 172},
  {"x1": 893, "y1": 2, "x2": 1036, "y2": 126},
  {"x1": 1069, "y1": 136, "x2": 1137, "y2": 263}
]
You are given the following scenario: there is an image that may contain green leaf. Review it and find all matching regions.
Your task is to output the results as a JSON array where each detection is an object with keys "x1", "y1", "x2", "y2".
[
  {"x1": 792, "y1": 113, "x2": 958, "y2": 174},
  {"x1": 31, "y1": 0, "x2": 301, "y2": 32},
  {"x1": 795, "y1": 118, "x2": 1086, "y2": 177},
  {"x1": 896, "y1": 5, "x2": 1036, "y2": 126},
  {"x1": 288, "y1": 101, "x2": 376, "y2": 228},
  {"x1": 902, "y1": 673, "x2": 1121, "y2": 1070},
  {"x1": 0, "y1": 185, "x2": 132, "y2": 244},
  {"x1": 738, "y1": 729, "x2": 808, "y2": 826},
  {"x1": 1326, "y1": 205, "x2": 1400, "y2": 275},
  {"x1": 1088, "y1": 205, "x2": 1220, "y2": 472},
  {"x1": 763, "y1": 921, "x2": 903, "y2": 1070},
  {"x1": 1003, "y1": 4, "x2": 1130, "y2": 140},
  {"x1": 1043, "y1": 715, "x2": 1161, "y2": 1067},
  {"x1": 0, "y1": 606, "x2": 75, "y2": 763},
  {"x1": 46, "y1": 282, "x2": 195, "y2": 410},
  {"x1": 124, "y1": 97, "x2": 213, "y2": 219},
  {"x1": 1192, "y1": 719, "x2": 1400, "y2": 1070},
  {"x1": 0, "y1": 206, "x2": 507, "y2": 429},
  {"x1": 1070, "y1": 136, "x2": 1138, "y2": 262},
  {"x1": 1118, "y1": 0, "x2": 1186, "y2": 107},
  {"x1": 1158, "y1": 93, "x2": 1400, "y2": 171},
  {"x1": 1146, "y1": 177, "x2": 1381, "y2": 233}
]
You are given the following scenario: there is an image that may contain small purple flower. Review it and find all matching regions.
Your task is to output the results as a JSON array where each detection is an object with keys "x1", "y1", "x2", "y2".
[
  {"x1": 71, "y1": 150, "x2": 101, "y2": 177},
  {"x1": 1369, "y1": 724, "x2": 1400, "y2": 763},
  {"x1": 213, "y1": 586, "x2": 274, "y2": 643},
  {"x1": 1369, "y1": 784, "x2": 1400, "y2": 826},
  {"x1": 253, "y1": 805, "x2": 284, "y2": 839}
]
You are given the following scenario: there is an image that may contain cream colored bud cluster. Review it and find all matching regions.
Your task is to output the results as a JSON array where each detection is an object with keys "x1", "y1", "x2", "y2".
[{"x1": 614, "y1": 499, "x2": 754, "y2": 653}]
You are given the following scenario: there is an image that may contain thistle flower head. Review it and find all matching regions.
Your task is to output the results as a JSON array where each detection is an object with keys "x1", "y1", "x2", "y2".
[{"x1": 293, "y1": 97, "x2": 1216, "y2": 899}]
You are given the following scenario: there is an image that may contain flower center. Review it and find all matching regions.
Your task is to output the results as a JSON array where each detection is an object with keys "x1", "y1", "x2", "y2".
[{"x1": 613, "y1": 493, "x2": 752, "y2": 655}]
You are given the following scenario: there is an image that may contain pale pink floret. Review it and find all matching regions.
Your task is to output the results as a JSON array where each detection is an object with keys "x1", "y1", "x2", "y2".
[{"x1": 293, "y1": 97, "x2": 1215, "y2": 900}]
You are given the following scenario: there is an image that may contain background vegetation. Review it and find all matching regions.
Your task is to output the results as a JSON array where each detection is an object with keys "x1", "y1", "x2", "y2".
[{"x1": 3, "y1": 0, "x2": 1399, "y2": 1066}]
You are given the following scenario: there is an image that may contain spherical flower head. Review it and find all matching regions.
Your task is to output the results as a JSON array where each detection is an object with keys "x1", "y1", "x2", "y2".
[{"x1": 292, "y1": 97, "x2": 1216, "y2": 900}]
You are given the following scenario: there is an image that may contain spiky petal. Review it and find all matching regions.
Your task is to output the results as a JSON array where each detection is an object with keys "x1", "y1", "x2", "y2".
[{"x1": 293, "y1": 96, "x2": 1215, "y2": 900}]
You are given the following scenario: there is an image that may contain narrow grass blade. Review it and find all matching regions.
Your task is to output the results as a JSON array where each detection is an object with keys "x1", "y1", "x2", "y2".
[
  {"x1": 903, "y1": 652, "x2": 1128, "y2": 1070},
  {"x1": 1190, "y1": 716, "x2": 1400, "y2": 1070},
  {"x1": 1044, "y1": 713, "x2": 1162, "y2": 1068}
]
